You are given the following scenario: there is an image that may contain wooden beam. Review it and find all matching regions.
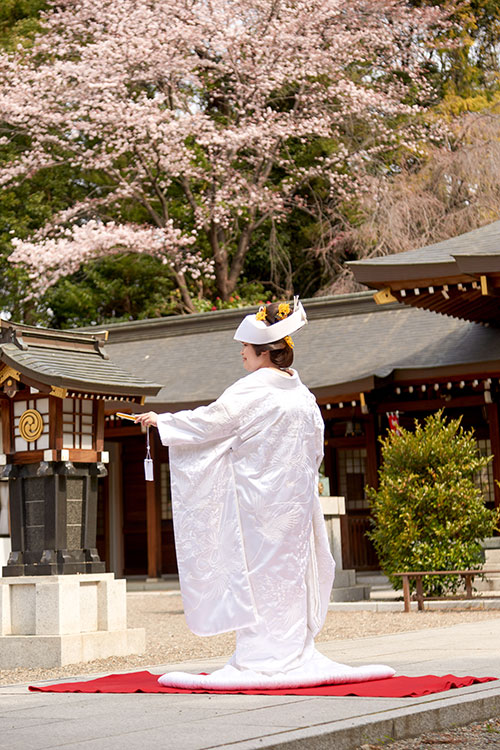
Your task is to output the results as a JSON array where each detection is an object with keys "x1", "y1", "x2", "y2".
[
  {"x1": 376, "y1": 395, "x2": 485, "y2": 413},
  {"x1": 486, "y1": 402, "x2": 500, "y2": 510},
  {"x1": 364, "y1": 415, "x2": 378, "y2": 490},
  {"x1": 49, "y1": 396, "x2": 63, "y2": 451},
  {"x1": 0, "y1": 398, "x2": 11, "y2": 454},
  {"x1": 95, "y1": 401, "x2": 105, "y2": 452}
]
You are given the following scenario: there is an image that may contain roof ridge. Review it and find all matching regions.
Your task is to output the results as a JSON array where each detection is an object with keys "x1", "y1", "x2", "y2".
[{"x1": 89, "y1": 291, "x2": 397, "y2": 344}]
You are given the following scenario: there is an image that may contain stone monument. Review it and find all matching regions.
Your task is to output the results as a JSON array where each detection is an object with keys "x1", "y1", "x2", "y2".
[{"x1": 0, "y1": 321, "x2": 161, "y2": 667}]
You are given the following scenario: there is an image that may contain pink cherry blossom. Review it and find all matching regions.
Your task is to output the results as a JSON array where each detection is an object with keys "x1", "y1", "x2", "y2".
[{"x1": 0, "y1": 0, "x2": 449, "y2": 307}]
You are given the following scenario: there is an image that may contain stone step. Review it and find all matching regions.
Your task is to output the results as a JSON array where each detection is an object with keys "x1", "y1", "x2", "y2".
[
  {"x1": 472, "y1": 575, "x2": 500, "y2": 592},
  {"x1": 330, "y1": 584, "x2": 371, "y2": 602},
  {"x1": 332, "y1": 569, "x2": 357, "y2": 588},
  {"x1": 356, "y1": 572, "x2": 390, "y2": 584},
  {"x1": 483, "y1": 550, "x2": 500, "y2": 565}
]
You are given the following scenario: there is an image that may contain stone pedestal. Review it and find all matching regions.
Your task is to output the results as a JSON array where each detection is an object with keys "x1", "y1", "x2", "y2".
[
  {"x1": 0, "y1": 573, "x2": 145, "y2": 668},
  {"x1": 3, "y1": 461, "x2": 106, "y2": 577},
  {"x1": 476, "y1": 537, "x2": 500, "y2": 592},
  {"x1": 321, "y1": 496, "x2": 371, "y2": 601}
]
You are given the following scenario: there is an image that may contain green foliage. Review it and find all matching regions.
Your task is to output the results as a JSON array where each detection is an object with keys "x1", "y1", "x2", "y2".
[
  {"x1": 190, "y1": 281, "x2": 270, "y2": 314},
  {"x1": 37, "y1": 258, "x2": 270, "y2": 328},
  {"x1": 0, "y1": 0, "x2": 48, "y2": 49},
  {"x1": 0, "y1": 161, "x2": 89, "y2": 323},
  {"x1": 367, "y1": 411, "x2": 500, "y2": 596},
  {"x1": 412, "y1": 0, "x2": 500, "y2": 99},
  {"x1": 39, "y1": 254, "x2": 178, "y2": 328}
]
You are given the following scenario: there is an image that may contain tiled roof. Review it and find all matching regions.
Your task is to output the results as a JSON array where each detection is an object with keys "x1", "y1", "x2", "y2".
[
  {"x1": 350, "y1": 219, "x2": 500, "y2": 275},
  {"x1": 0, "y1": 321, "x2": 161, "y2": 398},
  {"x1": 102, "y1": 293, "x2": 500, "y2": 406}
]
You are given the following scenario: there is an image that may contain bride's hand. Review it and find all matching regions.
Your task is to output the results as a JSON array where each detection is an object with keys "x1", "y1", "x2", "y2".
[{"x1": 135, "y1": 411, "x2": 158, "y2": 428}]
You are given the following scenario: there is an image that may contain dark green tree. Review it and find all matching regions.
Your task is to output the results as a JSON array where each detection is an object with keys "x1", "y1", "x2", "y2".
[{"x1": 367, "y1": 411, "x2": 499, "y2": 596}]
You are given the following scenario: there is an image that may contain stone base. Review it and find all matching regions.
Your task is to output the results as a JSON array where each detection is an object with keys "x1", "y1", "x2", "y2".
[
  {"x1": 0, "y1": 572, "x2": 145, "y2": 668},
  {"x1": 330, "y1": 584, "x2": 371, "y2": 602},
  {"x1": 3, "y1": 560, "x2": 106, "y2": 577},
  {"x1": 0, "y1": 629, "x2": 146, "y2": 668}
]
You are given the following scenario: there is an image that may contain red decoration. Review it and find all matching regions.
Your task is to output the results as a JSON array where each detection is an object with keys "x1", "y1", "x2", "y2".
[{"x1": 387, "y1": 411, "x2": 401, "y2": 434}]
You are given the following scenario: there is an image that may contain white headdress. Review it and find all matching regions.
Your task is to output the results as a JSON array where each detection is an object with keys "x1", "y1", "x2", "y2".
[{"x1": 233, "y1": 296, "x2": 307, "y2": 345}]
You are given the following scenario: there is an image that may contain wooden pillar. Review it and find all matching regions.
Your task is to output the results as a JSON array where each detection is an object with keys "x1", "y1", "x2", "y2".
[
  {"x1": 146, "y1": 430, "x2": 162, "y2": 578},
  {"x1": 364, "y1": 414, "x2": 379, "y2": 490},
  {"x1": 95, "y1": 401, "x2": 105, "y2": 452},
  {"x1": 106, "y1": 441, "x2": 124, "y2": 577},
  {"x1": 486, "y1": 402, "x2": 500, "y2": 509}
]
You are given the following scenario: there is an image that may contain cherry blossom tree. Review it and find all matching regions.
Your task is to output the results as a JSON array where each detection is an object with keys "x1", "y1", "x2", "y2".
[
  {"x1": 0, "y1": 0, "x2": 448, "y2": 310},
  {"x1": 326, "y1": 107, "x2": 500, "y2": 295}
]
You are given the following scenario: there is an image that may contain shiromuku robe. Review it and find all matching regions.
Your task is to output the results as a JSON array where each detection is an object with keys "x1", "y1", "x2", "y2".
[{"x1": 157, "y1": 367, "x2": 395, "y2": 688}]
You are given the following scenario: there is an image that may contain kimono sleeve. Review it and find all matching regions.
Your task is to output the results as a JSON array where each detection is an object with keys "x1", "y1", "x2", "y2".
[
  {"x1": 157, "y1": 393, "x2": 237, "y2": 447},
  {"x1": 156, "y1": 381, "x2": 257, "y2": 636},
  {"x1": 311, "y1": 400, "x2": 325, "y2": 470}
]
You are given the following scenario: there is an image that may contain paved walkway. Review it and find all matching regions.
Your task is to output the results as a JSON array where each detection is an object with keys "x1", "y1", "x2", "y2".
[{"x1": 1, "y1": 619, "x2": 499, "y2": 750}]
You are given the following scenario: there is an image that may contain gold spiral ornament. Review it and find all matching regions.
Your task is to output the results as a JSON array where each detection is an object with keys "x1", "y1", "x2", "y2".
[{"x1": 19, "y1": 409, "x2": 44, "y2": 442}]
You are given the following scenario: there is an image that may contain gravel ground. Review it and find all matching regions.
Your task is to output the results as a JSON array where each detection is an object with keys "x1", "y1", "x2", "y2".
[
  {"x1": 358, "y1": 716, "x2": 500, "y2": 748},
  {"x1": 2, "y1": 593, "x2": 500, "y2": 686}
]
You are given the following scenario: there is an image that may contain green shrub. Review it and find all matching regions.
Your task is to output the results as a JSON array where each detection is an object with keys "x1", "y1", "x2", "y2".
[{"x1": 367, "y1": 411, "x2": 500, "y2": 596}]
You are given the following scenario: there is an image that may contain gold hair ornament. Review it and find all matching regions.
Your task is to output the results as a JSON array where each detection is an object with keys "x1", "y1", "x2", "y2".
[
  {"x1": 284, "y1": 335, "x2": 294, "y2": 349},
  {"x1": 256, "y1": 306, "x2": 267, "y2": 322},
  {"x1": 277, "y1": 302, "x2": 291, "y2": 319}
]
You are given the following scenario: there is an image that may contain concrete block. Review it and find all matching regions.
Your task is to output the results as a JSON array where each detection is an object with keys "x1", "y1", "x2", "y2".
[
  {"x1": 0, "y1": 628, "x2": 145, "y2": 668},
  {"x1": 0, "y1": 633, "x2": 75, "y2": 668},
  {"x1": 80, "y1": 582, "x2": 98, "y2": 632},
  {"x1": 10, "y1": 583, "x2": 35, "y2": 635},
  {"x1": 332, "y1": 569, "x2": 356, "y2": 588},
  {"x1": 58, "y1": 633, "x2": 84, "y2": 667},
  {"x1": 484, "y1": 548, "x2": 500, "y2": 566},
  {"x1": 127, "y1": 626, "x2": 146, "y2": 655},
  {"x1": 320, "y1": 496, "x2": 345, "y2": 514},
  {"x1": 35, "y1": 579, "x2": 80, "y2": 635},
  {"x1": 97, "y1": 576, "x2": 127, "y2": 631},
  {"x1": 0, "y1": 580, "x2": 10, "y2": 635},
  {"x1": 330, "y1": 584, "x2": 371, "y2": 602},
  {"x1": 323, "y1": 515, "x2": 344, "y2": 570},
  {"x1": 80, "y1": 629, "x2": 126, "y2": 662},
  {"x1": 0, "y1": 573, "x2": 140, "y2": 667}
]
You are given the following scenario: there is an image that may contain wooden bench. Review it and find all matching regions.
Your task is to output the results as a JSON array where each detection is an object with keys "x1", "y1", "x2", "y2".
[{"x1": 393, "y1": 569, "x2": 500, "y2": 612}]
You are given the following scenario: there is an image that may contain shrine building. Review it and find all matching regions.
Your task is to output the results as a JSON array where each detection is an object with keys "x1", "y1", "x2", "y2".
[
  {"x1": 96, "y1": 219, "x2": 500, "y2": 577},
  {"x1": 2, "y1": 220, "x2": 500, "y2": 578}
]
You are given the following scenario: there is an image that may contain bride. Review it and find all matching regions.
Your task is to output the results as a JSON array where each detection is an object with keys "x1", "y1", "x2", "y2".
[{"x1": 135, "y1": 299, "x2": 393, "y2": 689}]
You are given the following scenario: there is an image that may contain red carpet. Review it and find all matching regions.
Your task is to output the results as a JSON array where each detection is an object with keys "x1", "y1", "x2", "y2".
[{"x1": 29, "y1": 672, "x2": 497, "y2": 697}]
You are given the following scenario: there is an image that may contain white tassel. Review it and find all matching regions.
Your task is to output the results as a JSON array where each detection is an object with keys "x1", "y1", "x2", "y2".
[{"x1": 144, "y1": 426, "x2": 154, "y2": 481}]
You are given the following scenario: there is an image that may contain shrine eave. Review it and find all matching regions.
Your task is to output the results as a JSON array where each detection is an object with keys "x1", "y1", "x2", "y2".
[
  {"x1": 0, "y1": 321, "x2": 162, "y2": 399},
  {"x1": 312, "y1": 360, "x2": 500, "y2": 407},
  {"x1": 349, "y1": 220, "x2": 500, "y2": 289},
  {"x1": 349, "y1": 259, "x2": 456, "y2": 286}
]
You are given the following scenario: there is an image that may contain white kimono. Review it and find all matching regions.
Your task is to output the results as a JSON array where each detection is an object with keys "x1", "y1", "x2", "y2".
[{"x1": 157, "y1": 367, "x2": 394, "y2": 689}]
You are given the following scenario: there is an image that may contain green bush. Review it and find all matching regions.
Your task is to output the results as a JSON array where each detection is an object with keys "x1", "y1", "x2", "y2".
[{"x1": 367, "y1": 411, "x2": 500, "y2": 596}]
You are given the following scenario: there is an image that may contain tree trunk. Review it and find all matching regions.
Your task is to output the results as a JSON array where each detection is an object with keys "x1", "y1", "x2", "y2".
[{"x1": 173, "y1": 269, "x2": 196, "y2": 313}]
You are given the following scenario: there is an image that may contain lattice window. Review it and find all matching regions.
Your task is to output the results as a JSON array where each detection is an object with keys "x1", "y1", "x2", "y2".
[
  {"x1": 160, "y1": 462, "x2": 172, "y2": 520},
  {"x1": 62, "y1": 398, "x2": 94, "y2": 450},
  {"x1": 13, "y1": 398, "x2": 49, "y2": 452},
  {"x1": 337, "y1": 448, "x2": 369, "y2": 511},
  {"x1": 475, "y1": 438, "x2": 495, "y2": 505}
]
